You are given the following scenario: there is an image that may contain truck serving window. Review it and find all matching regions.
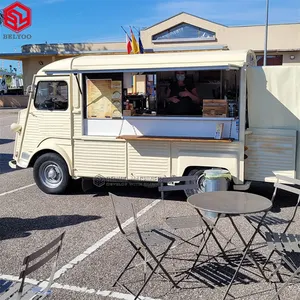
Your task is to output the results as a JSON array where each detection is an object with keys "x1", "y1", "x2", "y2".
[{"x1": 34, "y1": 81, "x2": 68, "y2": 111}]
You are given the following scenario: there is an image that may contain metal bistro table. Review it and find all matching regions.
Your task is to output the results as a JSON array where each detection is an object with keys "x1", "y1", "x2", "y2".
[{"x1": 187, "y1": 191, "x2": 272, "y2": 300}]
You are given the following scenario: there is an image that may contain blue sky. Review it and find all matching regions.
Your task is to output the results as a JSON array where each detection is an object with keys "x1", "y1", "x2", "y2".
[{"x1": 0, "y1": 0, "x2": 299, "y2": 73}]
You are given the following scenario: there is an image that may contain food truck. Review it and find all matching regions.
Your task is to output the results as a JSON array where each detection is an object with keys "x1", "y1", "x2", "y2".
[{"x1": 8, "y1": 50, "x2": 299, "y2": 194}]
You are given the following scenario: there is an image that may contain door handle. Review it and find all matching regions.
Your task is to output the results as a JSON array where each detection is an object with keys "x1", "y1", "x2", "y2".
[{"x1": 29, "y1": 112, "x2": 37, "y2": 117}]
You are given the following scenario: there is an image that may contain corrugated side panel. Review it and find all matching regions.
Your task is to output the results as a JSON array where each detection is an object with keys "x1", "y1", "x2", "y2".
[
  {"x1": 22, "y1": 112, "x2": 71, "y2": 153},
  {"x1": 172, "y1": 142, "x2": 241, "y2": 152},
  {"x1": 73, "y1": 114, "x2": 82, "y2": 137},
  {"x1": 74, "y1": 140, "x2": 126, "y2": 177},
  {"x1": 172, "y1": 142, "x2": 242, "y2": 179},
  {"x1": 245, "y1": 128, "x2": 297, "y2": 182},
  {"x1": 128, "y1": 141, "x2": 170, "y2": 179}
]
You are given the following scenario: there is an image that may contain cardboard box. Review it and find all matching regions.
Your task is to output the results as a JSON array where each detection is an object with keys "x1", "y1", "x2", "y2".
[
  {"x1": 203, "y1": 99, "x2": 228, "y2": 117},
  {"x1": 123, "y1": 110, "x2": 132, "y2": 116}
]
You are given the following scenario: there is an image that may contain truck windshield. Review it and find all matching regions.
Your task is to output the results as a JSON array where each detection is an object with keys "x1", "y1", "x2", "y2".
[{"x1": 34, "y1": 81, "x2": 68, "y2": 110}]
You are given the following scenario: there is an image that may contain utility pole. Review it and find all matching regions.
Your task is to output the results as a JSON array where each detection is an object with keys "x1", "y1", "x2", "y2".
[{"x1": 264, "y1": 0, "x2": 270, "y2": 66}]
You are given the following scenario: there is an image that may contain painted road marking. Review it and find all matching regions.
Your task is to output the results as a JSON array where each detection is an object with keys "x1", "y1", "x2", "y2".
[
  {"x1": 0, "y1": 275, "x2": 160, "y2": 300},
  {"x1": 0, "y1": 183, "x2": 36, "y2": 197},
  {"x1": 52, "y1": 199, "x2": 161, "y2": 281}
]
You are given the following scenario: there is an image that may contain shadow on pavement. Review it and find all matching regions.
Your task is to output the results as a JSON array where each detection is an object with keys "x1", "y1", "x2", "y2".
[
  {"x1": 68, "y1": 179, "x2": 299, "y2": 211},
  {"x1": 248, "y1": 181, "x2": 299, "y2": 212},
  {"x1": 0, "y1": 153, "x2": 15, "y2": 174},
  {"x1": 0, "y1": 215, "x2": 101, "y2": 240},
  {"x1": 68, "y1": 178, "x2": 165, "y2": 200}
]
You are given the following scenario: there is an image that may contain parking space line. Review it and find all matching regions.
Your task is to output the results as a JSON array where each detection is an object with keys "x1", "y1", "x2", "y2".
[
  {"x1": 0, "y1": 183, "x2": 36, "y2": 197},
  {"x1": 52, "y1": 199, "x2": 161, "y2": 281},
  {"x1": 0, "y1": 275, "x2": 160, "y2": 300}
]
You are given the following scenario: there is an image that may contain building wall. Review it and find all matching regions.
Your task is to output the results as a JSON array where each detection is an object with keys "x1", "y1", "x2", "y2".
[
  {"x1": 283, "y1": 52, "x2": 300, "y2": 65},
  {"x1": 141, "y1": 13, "x2": 300, "y2": 55},
  {"x1": 227, "y1": 24, "x2": 300, "y2": 51},
  {"x1": 141, "y1": 14, "x2": 227, "y2": 49},
  {"x1": 22, "y1": 56, "x2": 72, "y2": 89},
  {"x1": 22, "y1": 57, "x2": 52, "y2": 89},
  {"x1": 22, "y1": 42, "x2": 125, "y2": 53}
]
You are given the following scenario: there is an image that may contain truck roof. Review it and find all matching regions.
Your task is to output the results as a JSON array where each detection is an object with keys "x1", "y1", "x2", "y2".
[{"x1": 38, "y1": 49, "x2": 256, "y2": 75}]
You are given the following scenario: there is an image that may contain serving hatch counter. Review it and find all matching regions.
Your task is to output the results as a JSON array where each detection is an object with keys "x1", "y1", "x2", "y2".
[{"x1": 84, "y1": 116, "x2": 239, "y2": 141}]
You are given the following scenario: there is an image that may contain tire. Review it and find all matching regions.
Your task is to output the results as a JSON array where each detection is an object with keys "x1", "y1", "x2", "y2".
[
  {"x1": 0, "y1": 91, "x2": 4, "y2": 96},
  {"x1": 184, "y1": 168, "x2": 231, "y2": 197},
  {"x1": 184, "y1": 168, "x2": 207, "y2": 197},
  {"x1": 33, "y1": 153, "x2": 70, "y2": 194}
]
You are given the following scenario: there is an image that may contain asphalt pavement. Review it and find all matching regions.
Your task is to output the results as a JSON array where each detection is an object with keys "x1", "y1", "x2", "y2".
[{"x1": 0, "y1": 109, "x2": 299, "y2": 300}]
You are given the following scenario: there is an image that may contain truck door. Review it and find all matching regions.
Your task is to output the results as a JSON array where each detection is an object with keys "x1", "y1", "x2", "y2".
[
  {"x1": 21, "y1": 76, "x2": 71, "y2": 157},
  {"x1": 246, "y1": 65, "x2": 299, "y2": 181}
]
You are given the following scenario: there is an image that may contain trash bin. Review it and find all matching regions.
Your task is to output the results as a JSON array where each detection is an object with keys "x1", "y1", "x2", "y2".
[{"x1": 202, "y1": 169, "x2": 232, "y2": 219}]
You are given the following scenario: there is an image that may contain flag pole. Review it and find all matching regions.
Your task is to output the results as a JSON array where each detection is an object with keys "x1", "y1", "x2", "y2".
[
  {"x1": 263, "y1": 0, "x2": 269, "y2": 66},
  {"x1": 133, "y1": 26, "x2": 140, "y2": 36},
  {"x1": 121, "y1": 26, "x2": 131, "y2": 40}
]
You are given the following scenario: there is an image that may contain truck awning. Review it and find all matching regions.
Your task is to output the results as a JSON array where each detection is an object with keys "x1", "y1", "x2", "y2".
[
  {"x1": 39, "y1": 50, "x2": 256, "y2": 75},
  {"x1": 43, "y1": 64, "x2": 240, "y2": 75}
]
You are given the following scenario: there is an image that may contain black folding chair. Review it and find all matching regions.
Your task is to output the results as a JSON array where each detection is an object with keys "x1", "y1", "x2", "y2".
[
  {"x1": 245, "y1": 175, "x2": 300, "y2": 268},
  {"x1": 265, "y1": 231, "x2": 300, "y2": 299},
  {"x1": 109, "y1": 192, "x2": 179, "y2": 300},
  {"x1": 0, "y1": 232, "x2": 65, "y2": 300},
  {"x1": 158, "y1": 176, "x2": 204, "y2": 247}
]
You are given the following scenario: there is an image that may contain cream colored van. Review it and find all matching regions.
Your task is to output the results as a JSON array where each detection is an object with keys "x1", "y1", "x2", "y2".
[{"x1": 9, "y1": 50, "x2": 299, "y2": 194}]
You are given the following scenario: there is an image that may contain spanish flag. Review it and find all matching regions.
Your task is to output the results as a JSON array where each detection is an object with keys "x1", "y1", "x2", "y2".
[
  {"x1": 130, "y1": 28, "x2": 140, "y2": 54},
  {"x1": 126, "y1": 33, "x2": 132, "y2": 54}
]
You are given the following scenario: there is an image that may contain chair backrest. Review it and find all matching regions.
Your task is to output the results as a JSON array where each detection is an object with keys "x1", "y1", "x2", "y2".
[
  {"x1": 109, "y1": 192, "x2": 145, "y2": 243},
  {"x1": 109, "y1": 192, "x2": 137, "y2": 234},
  {"x1": 17, "y1": 232, "x2": 65, "y2": 299},
  {"x1": 158, "y1": 175, "x2": 199, "y2": 200},
  {"x1": 273, "y1": 174, "x2": 300, "y2": 233}
]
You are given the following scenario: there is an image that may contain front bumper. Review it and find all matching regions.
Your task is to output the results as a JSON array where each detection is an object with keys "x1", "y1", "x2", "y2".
[{"x1": 9, "y1": 159, "x2": 17, "y2": 169}]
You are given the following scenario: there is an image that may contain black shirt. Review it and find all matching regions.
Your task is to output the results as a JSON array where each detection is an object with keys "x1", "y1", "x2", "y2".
[{"x1": 167, "y1": 80, "x2": 197, "y2": 115}]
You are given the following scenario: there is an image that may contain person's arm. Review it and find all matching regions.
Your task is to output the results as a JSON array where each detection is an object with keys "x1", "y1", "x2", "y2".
[
  {"x1": 189, "y1": 87, "x2": 201, "y2": 104},
  {"x1": 166, "y1": 86, "x2": 180, "y2": 103},
  {"x1": 179, "y1": 85, "x2": 201, "y2": 103}
]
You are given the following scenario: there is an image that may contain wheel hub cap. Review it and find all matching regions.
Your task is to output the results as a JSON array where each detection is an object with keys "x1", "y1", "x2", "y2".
[
  {"x1": 40, "y1": 162, "x2": 63, "y2": 188},
  {"x1": 47, "y1": 167, "x2": 58, "y2": 180}
]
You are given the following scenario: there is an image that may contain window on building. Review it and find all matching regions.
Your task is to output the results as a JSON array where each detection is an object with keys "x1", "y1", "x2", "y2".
[
  {"x1": 152, "y1": 23, "x2": 216, "y2": 42},
  {"x1": 34, "y1": 81, "x2": 68, "y2": 110},
  {"x1": 256, "y1": 55, "x2": 283, "y2": 66}
]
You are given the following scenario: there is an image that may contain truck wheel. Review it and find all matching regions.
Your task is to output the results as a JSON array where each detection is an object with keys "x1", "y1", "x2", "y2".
[
  {"x1": 184, "y1": 168, "x2": 206, "y2": 197},
  {"x1": 33, "y1": 153, "x2": 70, "y2": 194}
]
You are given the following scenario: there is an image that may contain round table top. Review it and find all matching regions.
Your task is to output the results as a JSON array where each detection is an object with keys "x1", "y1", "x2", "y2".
[{"x1": 187, "y1": 191, "x2": 272, "y2": 215}]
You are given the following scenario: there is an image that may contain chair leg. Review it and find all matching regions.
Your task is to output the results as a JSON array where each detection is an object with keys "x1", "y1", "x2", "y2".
[
  {"x1": 263, "y1": 249, "x2": 275, "y2": 270},
  {"x1": 134, "y1": 241, "x2": 178, "y2": 300},
  {"x1": 113, "y1": 248, "x2": 141, "y2": 287},
  {"x1": 271, "y1": 266, "x2": 300, "y2": 300},
  {"x1": 267, "y1": 251, "x2": 296, "y2": 281}
]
